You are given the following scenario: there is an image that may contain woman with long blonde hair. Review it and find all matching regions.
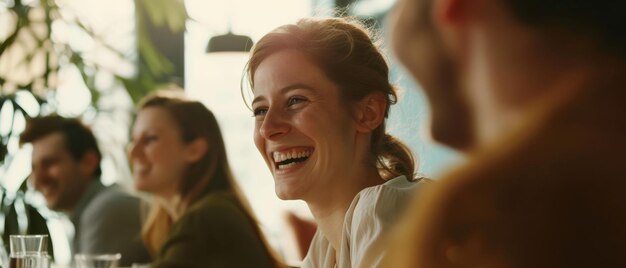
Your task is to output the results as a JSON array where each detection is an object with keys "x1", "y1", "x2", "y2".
[{"x1": 128, "y1": 90, "x2": 279, "y2": 267}]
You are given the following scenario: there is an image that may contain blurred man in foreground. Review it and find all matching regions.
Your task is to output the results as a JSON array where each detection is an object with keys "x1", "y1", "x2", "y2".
[
  {"x1": 20, "y1": 115, "x2": 150, "y2": 266},
  {"x1": 387, "y1": 0, "x2": 626, "y2": 266}
]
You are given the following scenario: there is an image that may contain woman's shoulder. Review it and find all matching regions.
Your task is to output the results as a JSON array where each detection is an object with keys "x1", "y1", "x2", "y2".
[
  {"x1": 359, "y1": 175, "x2": 427, "y2": 203},
  {"x1": 347, "y1": 176, "x2": 429, "y2": 226},
  {"x1": 190, "y1": 190, "x2": 236, "y2": 207},
  {"x1": 184, "y1": 191, "x2": 241, "y2": 218},
  {"x1": 157, "y1": 193, "x2": 274, "y2": 268},
  {"x1": 173, "y1": 191, "x2": 247, "y2": 229},
  {"x1": 339, "y1": 176, "x2": 430, "y2": 267},
  {"x1": 168, "y1": 191, "x2": 262, "y2": 244}
]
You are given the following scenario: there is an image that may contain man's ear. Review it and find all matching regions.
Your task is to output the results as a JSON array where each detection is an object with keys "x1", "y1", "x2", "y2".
[
  {"x1": 434, "y1": 0, "x2": 471, "y2": 25},
  {"x1": 354, "y1": 92, "x2": 387, "y2": 134},
  {"x1": 185, "y1": 138, "x2": 208, "y2": 162},
  {"x1": 434, "y1": 0, "x2": 475, "y2": 56},
  {"x1": 80, "y1": 151, "x2": 100, "y2": 178}
]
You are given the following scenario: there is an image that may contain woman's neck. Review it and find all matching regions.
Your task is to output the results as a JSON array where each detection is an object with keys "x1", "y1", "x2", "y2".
[
  {"x1": 157, "y1": 194, "x2": 183, "y2": 221},
  {"x1": 306, "y1": 164, "x2": 384, "y2": 252}
]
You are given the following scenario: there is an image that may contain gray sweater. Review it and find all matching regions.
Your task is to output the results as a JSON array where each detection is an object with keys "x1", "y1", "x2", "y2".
[{"x1": 71, "y1": 180, "x2": 151, "y2": 266}]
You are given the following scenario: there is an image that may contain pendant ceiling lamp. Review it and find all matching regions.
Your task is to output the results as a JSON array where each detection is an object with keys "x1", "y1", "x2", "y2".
[
  {"x1": 205, "y1": 2, "x2": 253, "y2": 53},
  {"x1": 206, "y1": 32, "x2": 253, "y2": 52}
]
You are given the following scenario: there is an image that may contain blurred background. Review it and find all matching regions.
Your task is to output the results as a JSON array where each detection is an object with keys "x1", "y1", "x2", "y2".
[{"x1": 0, "y1": 0, "x2": 459, "y2": 265}]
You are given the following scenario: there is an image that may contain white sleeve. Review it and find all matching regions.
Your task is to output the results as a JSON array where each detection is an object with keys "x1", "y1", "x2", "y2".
[{"x1": 343, "y1": 182, "x2": 416, "y2": 268}]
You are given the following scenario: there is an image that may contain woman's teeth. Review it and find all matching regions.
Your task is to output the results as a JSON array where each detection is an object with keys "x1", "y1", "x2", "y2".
[
  {"x1": 273, "y1": 149, "x2": 313, "y2": 169},
  {"x1": 279, "y1": 162, "x2": 298, "y2": 169},
  {"x1": 273, "y1": 150, "x2": 312, "y2": 163}
]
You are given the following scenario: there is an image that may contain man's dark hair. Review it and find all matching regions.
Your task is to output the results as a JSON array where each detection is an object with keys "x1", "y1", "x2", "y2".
[
  {"x1": 20, "y1": 115, "x2": 102, "y2": 177},
  {"x1": 504, "y1": 0, "x2": 626, "y2": 57}
]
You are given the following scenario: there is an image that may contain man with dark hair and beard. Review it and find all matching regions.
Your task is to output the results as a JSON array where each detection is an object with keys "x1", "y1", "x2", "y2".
[
  {"x1": 20, "y1": 115, "x2": 150, "y2": 266},
  {"x1": 385, "y1": 0, "x2": 626, "y2": 267}
]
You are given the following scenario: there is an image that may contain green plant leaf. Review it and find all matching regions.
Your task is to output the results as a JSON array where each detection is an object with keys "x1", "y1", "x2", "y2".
[{"x1": 140, "y1": 0, "x2": 187, "y2": 32}]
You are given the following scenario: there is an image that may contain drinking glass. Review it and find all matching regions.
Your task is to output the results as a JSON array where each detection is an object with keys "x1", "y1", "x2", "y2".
[
  {"x1": 9, "y1": 235, "x2": 50, "y2": 268},
  {"x1": 74, "y1": 254, "x2": 121, "y2": 268}
]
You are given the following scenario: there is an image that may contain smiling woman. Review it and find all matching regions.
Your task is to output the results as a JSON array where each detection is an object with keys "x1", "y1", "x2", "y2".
[
  {"x1": 246, "y1": 17, "x2": 428, "y2": 268},
  {"x1": 251, "y1": 49, "x2": 357, "y2": 201},
  {"x1": 128, "y1": 90, "x2": 281, "y2": 267}
]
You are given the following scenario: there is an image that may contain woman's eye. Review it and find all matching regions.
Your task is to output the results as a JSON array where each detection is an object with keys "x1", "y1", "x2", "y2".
[
  {"x1": 253, "y1": 107, "x2": 268, "y2": 118},
  {"x1": 144, "y1": 135, "x2": 158, "y2": 143},
  {"x1": 287, "y1": 96, "x2": 307, "y2": 106}
]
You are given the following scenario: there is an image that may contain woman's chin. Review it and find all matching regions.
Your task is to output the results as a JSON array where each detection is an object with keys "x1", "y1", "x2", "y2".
[
  {"x1": 134, "y1": 181, "x2": 152, "y2": 193},
  {"x1": 274, "y1": 186, "x2": 303, "y2": 201}
]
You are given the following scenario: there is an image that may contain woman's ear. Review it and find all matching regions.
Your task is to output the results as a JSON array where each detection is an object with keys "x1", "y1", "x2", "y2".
[
  {"x1": 185, "y1": 138, "x2": 209, "y2": 162},
  {"x1": 354, "y1": 92, "x2": 387, "y2": 134}
]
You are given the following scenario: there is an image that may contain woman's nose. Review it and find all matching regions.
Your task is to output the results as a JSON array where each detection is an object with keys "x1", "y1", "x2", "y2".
[
  {"x1": 127, "y1": 141, "x2": 140, "y2": 159},
  {"x1": 259, "y1": 109, "x2": 290, "y2": 140}
]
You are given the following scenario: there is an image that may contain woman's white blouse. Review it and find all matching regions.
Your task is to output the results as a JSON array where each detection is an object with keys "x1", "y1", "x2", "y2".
[{"x1": 302, "y1": 175, "x2": 421, "y2": 268}]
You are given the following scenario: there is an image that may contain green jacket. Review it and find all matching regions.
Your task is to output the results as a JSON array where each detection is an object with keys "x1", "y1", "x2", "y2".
[{"x1": 151, "y1": 191, "x2": 275, "y2": 268}]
